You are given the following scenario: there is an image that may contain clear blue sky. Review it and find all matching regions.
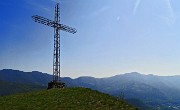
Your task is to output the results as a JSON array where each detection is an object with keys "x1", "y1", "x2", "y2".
[{"x1": 1, "y1": 0, "x2": 180, "y2": 78}]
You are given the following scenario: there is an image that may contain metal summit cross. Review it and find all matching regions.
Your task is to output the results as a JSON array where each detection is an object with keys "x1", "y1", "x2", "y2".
[{"x1": 32, "y1": 3, "x2": 77, "y2": 89}]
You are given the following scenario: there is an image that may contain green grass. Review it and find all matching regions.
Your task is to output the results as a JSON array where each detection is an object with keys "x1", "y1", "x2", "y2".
[{"x1": 0, "y1": 87, "x2": 137, "y2": 110}]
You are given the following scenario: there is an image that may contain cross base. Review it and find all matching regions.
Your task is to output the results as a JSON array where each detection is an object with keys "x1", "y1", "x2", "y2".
[{"x1": 47, "y1": 80, "x2": 65, "y2": 89}]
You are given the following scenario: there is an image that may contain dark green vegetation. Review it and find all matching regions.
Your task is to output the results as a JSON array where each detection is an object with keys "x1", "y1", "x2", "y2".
[
  {"x1": 1, "y1": 69, "x2": 180, "y2": 109},
  {"x1": 0, "y1": 88, "x2": 137, "y2": 110},
  {"x1": 0, "y1": 80, "x2": 45, "y2": 96}
]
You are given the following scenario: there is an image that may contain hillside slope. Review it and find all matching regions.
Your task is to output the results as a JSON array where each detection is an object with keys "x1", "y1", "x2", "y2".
[
  {"x1": 0, "y1": 69, "x2": 52, "y2": 86},
  {"x1": 0, "y1": 87, "x2": 137, "y2": 110}
]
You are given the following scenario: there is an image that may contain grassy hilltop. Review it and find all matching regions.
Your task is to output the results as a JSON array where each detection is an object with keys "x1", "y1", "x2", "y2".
[{"x1": 0, "y1": 87, "x2": 137, "y2": 110}]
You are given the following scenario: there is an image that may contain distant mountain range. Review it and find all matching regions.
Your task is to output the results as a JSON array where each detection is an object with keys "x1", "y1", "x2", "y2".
[{"x1": 1, "y1": 69, "x2": 180, "y2": 110}]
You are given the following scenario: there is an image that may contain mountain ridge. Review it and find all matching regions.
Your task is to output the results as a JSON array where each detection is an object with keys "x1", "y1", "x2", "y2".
[{"x1": 1, "y1": 69, "x2": 180, "y2": 109}]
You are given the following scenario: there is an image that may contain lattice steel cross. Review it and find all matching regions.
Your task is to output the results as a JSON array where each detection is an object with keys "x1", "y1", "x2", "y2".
[{"x1": 32, "y1": 3, "x2": 77, "y2": 85}]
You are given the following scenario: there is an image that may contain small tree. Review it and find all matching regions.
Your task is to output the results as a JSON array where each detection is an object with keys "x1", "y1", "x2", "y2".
[{"x1": 118, "y1": 91, "x2": 125, "y2": 100}]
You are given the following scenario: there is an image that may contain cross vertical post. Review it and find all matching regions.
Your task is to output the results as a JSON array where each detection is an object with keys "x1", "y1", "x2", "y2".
[{"x1": 53, "y1": 3, "x2": 60, "y2": 83}]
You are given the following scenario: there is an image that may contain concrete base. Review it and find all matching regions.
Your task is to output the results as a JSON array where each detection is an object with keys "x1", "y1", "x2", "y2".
[{"x1": 47, "y1": 81, "x2": 65, "y2": 89}]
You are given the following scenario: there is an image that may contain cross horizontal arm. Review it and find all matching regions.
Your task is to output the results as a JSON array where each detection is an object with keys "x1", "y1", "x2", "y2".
[
  {"x1": 32, "y1": 15, "x2": 77, "y2": 34},
  {"x1": 60, "y1": 24, "x2": 77, "y2": 34},
  {"x1": 32, "y1": 15, "x2": 55, "y2": 28}
]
